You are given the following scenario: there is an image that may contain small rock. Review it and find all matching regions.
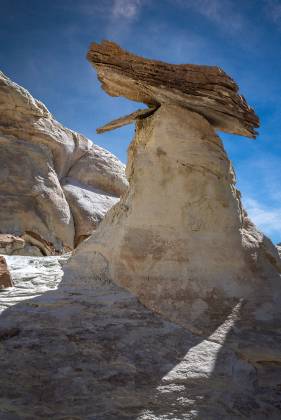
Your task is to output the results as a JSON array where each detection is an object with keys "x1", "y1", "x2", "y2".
[{"x1": 0, "y1": 256, "x2": 13, "y2": 289}]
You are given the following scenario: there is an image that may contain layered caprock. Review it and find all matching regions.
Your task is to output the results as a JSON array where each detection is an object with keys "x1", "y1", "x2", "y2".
[{"x1": 88, "y1": 40, "x2": 259, "y2": 138}]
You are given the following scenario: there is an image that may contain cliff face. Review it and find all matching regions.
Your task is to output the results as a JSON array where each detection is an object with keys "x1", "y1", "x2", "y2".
[{"x1": 0, "y1": 71, "x2": 127, "y2": 255}]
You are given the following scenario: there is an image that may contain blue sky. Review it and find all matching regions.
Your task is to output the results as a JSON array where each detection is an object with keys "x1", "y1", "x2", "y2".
[{"x1": 0, "y1": 0, "x2": 281, "y2": 243}]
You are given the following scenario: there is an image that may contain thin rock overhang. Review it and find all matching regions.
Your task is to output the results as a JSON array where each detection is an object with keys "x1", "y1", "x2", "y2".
[{"x1": 87, "y1": 40, "x2": 259, "y2": 138}]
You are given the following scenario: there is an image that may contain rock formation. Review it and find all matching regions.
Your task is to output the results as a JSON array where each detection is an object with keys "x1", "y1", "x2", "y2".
[
  {"x1": 0, "y1": 42, "x2": 280, "y2": 418},
  {"x1": 0, "y1": 71, "x2": 127, "y2": 255},
  {"x1": 66, "y1": 42, "x2": 281, "y2": 365},
  {"x1": 89, "y1": 40, "x2": 259, "y2": 138},
  {"x1": 0, "y1": 256, "x2": 13, "y2": 289}
]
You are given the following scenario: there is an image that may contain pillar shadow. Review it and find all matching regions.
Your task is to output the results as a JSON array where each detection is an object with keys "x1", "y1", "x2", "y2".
[{"x1": 0, "y1": 266, "x2": 280, "y2": 419}]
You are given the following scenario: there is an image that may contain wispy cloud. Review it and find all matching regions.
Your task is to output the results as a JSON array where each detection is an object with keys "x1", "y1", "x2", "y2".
[
  {"x1": 244, "y1": 197, "x2": 281, "y2": 241},
  {"x1": 112, "y1": 0, "x2": 142, "y2": 19},
  {"x1": 175, "y1": 0, "x2": 244, "y2": 33},
  {"x1": 263, "y1": 0, "x2": 281, "y2": 25},
  {"x1": 55, "y1": 0, "x2": 143, "y2": 21}
]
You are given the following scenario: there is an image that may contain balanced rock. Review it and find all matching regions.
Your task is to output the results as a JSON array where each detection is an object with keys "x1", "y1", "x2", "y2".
[
  {"x1": 66, "y1": 42, "x2": 281, "y2": 363},
  {"x1": 0, "y1": 71, "x2": 127, "y2": 255}
]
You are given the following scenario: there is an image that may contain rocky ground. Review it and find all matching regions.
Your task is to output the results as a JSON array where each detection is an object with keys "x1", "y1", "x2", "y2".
[{"x1": 0, "y1": 255, "x2": 280, "y2": 419}]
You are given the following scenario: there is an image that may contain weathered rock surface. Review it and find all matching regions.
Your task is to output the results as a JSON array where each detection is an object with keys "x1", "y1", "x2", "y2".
[
  {"x1": 0, "y1": 71, "x2": 127, "y2": 255},
  {"x1": 0, "y1": 234, "x2": 25, "y2": 255},
  {"x1": 1, "y1": 255, "x2": 281, "y2": 418},
  {"x1": 96, "y1": 106, "x2": 159, "y2": 134},
  {"x1": 62, "y1": 178, "x2": 119, "y2": 246},
  {"x1": 66, "y1": 105, "x2": 281, "y2": 358},
  {"x1": 88, "y1": 41, "x2": 259, "y2": 138},
  {"x1": 62, "y1": 41, "x2": 281, "y2": 416},
  {"x1": 0, "y1": 256, "x2": 13, "y2": 289}
]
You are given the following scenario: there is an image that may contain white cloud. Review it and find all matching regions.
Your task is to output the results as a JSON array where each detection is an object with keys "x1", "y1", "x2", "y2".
[
  {"x1": 112, "y1": 0, "x2": 142, "y2": 19},
  {"x1": 244, "y1": 197, "x2": 281, "y2": 240},
  {"x1": 175, "y1": 0, "x2": 244, "y2": 32},
  {"x1": 264, "y1": 0, "x2": 281, "y2": 24}
]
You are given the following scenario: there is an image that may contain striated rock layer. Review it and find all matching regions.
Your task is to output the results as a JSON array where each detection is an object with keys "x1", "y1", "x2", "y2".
[
  {"x1": 0, "y1": 71, "x2": 127, "y2": 255},
  {"x1": 88, "y1": 40, "x2": 259, "y2": 138}
]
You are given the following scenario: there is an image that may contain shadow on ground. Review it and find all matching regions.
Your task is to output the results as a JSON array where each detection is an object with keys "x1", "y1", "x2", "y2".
[{"x1": 0, "y1": 259, "x2": 280, "y2": 419}]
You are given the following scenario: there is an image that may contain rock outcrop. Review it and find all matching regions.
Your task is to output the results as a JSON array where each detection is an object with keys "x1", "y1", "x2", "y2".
[
  {"x1": 65, "y1": 42, "x2": 281, "y2": 380},
  {"x1": 0, "y1": 256, "x2": 13, "y2": 289},
  {"x1": 0, "y1": 71, "x2": 127, "y2": 255}
]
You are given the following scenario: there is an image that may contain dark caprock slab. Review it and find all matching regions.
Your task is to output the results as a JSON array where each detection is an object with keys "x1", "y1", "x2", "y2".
[{"x1": 87, "y1": 41, "x2": 259, "y2": 138}]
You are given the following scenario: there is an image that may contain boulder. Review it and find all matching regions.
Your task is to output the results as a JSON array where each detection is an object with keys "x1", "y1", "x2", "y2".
[
  {"x1": 0, "y1": 256, "x2": 13, "y2": 289},
  {"x1": 0, "y1": 71, "x2": 127, "y2": 255}
]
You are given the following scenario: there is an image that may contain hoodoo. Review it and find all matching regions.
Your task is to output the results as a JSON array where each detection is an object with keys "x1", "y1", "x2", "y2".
[
  {"x1": 66, "y1": 42, "x2": 281, "y2": 359},
  {"x1": 1, "y1": 41, "x2": 281, "y2": 418}
]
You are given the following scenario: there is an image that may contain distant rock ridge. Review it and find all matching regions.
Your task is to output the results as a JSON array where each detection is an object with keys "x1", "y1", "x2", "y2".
[{"x1": 0, "y1": 71, "x2": 127, "y2": 256}]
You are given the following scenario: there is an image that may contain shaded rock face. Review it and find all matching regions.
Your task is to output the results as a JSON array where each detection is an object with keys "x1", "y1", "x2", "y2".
[{"x1": 0, "y1": 71, "x2": 127, "y2": 255}]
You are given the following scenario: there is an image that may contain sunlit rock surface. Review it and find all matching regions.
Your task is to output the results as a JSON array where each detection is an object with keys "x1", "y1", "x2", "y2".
[{"x1": 0, "y1": 71, "x2": 127, "y2": 255}]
